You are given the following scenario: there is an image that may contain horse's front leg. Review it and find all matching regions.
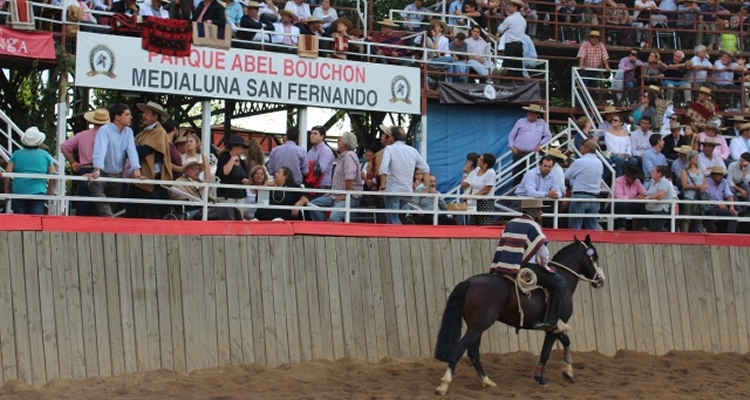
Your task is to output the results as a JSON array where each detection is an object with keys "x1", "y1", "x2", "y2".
[
  {"x1": 557, "y1": 332, "x2": 574, "y2": 380},
  {"x1": 534, "y1": 331, "x2": 557, "y2": 385}
]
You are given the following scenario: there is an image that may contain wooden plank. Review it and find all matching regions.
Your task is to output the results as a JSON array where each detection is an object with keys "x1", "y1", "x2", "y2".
[
  {"x1": 165, "y1": 235, "x2": 185, "y2": 372},
  {"x1": 8, "y1": 232, "x2": 30, "y2": 383},
  {"x1": 102, "y1": 234, "x2": 125, "y2": 375},
  {"x1": 242, "y1": 236, "x2": 263, "y2": 364},
  {"x1": 419, "y1": 239, "x2": 441, "y2": 355},
  {"x1": 126, "y1": 234, "x2": 148, "y2": 372},
  {"x1": 709, "y1": 247, "x2": 732, "y2": 353},
  {"x1": 269, "y1": 236, "x2": 291, "y2": 364},
  {"x1": 630, "y1": 244, "x2": 652, "y2": 353},
  {"x1": 718, "y1": 247, "x2": 739, "y2": 353},
  {"x1": 61, "y1": 233, "x2": 86, "y2": 379},
  {"x1": 177, "y1": 235, "x2": 196, "y2": 371},
  {"x1": 660, "y1": 243, "x2": 684, "y2": 351},
  {"x1": 188, "y1": 235, "x2": 208, "y2": 370},
  {"x1": 649, "y1": 245, "x2": 670, "y2": 355},
  {"x1": 408, "y1": 238, "x2": 430, "y2": 358},
  {"x1": 223, "y1": 236, "x2": 244, "y2": 364},
  {"x1": 48, "y1": 232, "x2": 75, "y2": 382},
  {"x1": 388, "y1": 238, "x2": 410, "y2": 358},
  {"x1": 292, "y1": 236, "x2": 312, "y2": 361},
  {"x1": 201, "y1": 236, "x2": 219, "y2": 367},
  {"x1": 0, "y1": 232, "x2": 17, "y2": 381},
  {"x1": 153, "y1": 235, "x2": 173, "y2": 370},
  {"x1": 281, "y1": 236, "x2": 301, "y2": 363},
  {"x1": 116, "y1": 235, "x2": 137, "y2": 374},
  {"x1": 323, "y1": 237, "x2": 344, "y2": 360},
  {"x1": 740, "y1": 247, "x2": 750, "y2": 352},
  {"x1": 334, "y1": 237, "x2": 356, "y2": 358},
  {"x1": 367, "y1": 237, "x2": 388, "y2": 360},
  {"x1": 211, "y1": 236, "x2": 230, "y2": 366},
  {"x1": 141, "y1": 235, "x2": 162, "y2": 370},
  {"x1": 729, "y1": 247, "x2": 750, "y2": 354},
  {"x1": 670, "y1": 245, "x2": 694, "y2": 351},
  {"x1": 378, "y1": 238, "x2": 399, "y2": 358},
  {"x1": 595, "y1": 244, "x2": 617, "y2": 356},
  {"x1": 257, "y1": 236, "x2": 278, "y2": 365},
  {"x1": 603, "y1": 243, "x2": 626, "y2": 352},
  {"x1": 36, "y1": 232, "x2": 58, "y2": 382},
  {"x1": 24, "y1": 232, "x2": 46, "y2": 384},
  {"x1": 690, "y1": 245, "x2": 714, "y2": 352},
  {"x1": 76, "y1": 233, "x2": 100, "y2": 376},
  {"x1": 683, "y1": 245, "x2": 706, "y2": 351},
  {"x1": 89, "y1": 233, "x2": 112, "y2": 376},
  {"x1": 302, "y1": 236, "x2": 324, "y2": 360},
  {"x1": 699, "y1": 246, "x2": 720, "y2": 353},
  {"x1": 357, "y1": 237, "x2": 378, "y2": 361},
  {"x1": 345, "y1": 237, "x2": 367, "y2": 360}
]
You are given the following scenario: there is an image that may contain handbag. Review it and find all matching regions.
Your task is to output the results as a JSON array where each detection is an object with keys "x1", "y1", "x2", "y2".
[
  {"x1": 687, "y1": 173, "x2": 710, "y2": 214},
  {"x1": 192, "y1": 21, "x2": 231, "y2": 50}
]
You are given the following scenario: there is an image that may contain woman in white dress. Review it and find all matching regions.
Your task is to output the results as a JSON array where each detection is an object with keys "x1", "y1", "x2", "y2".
[
  {"x1": 181, "y1": 133, "x2": 212, "y2": 182},
  {"x1": 604, "y1": 114, "x2": 638, "y2": 177},
  {"x1": 244, "y1": 165, "x2": 271, "y2": 220},
  {"x1": 461, "y1": 152, "x2": 497, "y2": 226}
]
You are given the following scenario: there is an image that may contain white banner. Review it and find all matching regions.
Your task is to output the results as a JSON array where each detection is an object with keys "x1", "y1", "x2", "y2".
[{"x1": 74, "y1": 32, "x2": 421, "y2": 114}]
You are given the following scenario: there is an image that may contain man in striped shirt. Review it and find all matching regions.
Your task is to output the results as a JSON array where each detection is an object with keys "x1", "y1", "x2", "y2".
[{"x1": 489, "y1": 198, "x2": 569, "y2": 332}]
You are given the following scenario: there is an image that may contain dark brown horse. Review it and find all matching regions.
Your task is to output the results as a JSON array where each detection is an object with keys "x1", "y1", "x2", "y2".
[{"x1": 433, "y1": 235, "x2": 606, "y2": 395}]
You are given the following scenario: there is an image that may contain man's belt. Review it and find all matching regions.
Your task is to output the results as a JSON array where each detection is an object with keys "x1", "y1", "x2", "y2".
[
  {"x1": 572, "y1": 191, "x2": 598, "y2": 197},
  {"x1": 101, "y1": 172, "x2": 123, "y2": 178}
]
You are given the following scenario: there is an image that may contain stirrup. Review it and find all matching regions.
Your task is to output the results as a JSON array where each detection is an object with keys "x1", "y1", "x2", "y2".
[
  {"x1": 532, "y1": 321, "x2": 554, "y2": 331},
  {"x1": 553, "y1": 320, "x2": 571, "y2": 333}
]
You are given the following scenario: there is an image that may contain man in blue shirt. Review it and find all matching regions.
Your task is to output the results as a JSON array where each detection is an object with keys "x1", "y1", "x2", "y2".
[
  {"x1": 86, "y1": 104, "x2": 143, "y2": 217},
  {"x1": 641, "y1": 134, "x2": 668, "y2": 188},
  {"x1": 565, "y1": 140, "x2": 604, "y2": 230},
  {"x1": 515, "y1": 156, "x2": 564, "y2": 199}
]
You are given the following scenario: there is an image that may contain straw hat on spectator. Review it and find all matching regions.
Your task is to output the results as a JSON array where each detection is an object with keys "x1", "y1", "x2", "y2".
[
  {"x1": 278, "y1": 8, "x2": 298, "y2": 22},
  {"x1": 21, "y1": 127, "x2": 45, "y2": 147},
  {"x1": 731, "y1": 115, "x2": 746, "y2": 123},
  {"x1": 83, "y1": 108, "x2": 110, "y2": 125},
  {"x1": 698, "y1": 86, "x2": 712, "y2": 96},
  {"x1": 542, "y1": 148, "x2": 568, "y2": 161},
  {"x1": 709, "y1": 165, "x2": 726, "y2": 175},
  {"x1": 331, "y1": 17, "x2": 353, "y2": 30},
  {"x1": 305, "y1": 15, "x2": 322, "y2": 23},
  {"x1": 136, "y1": 101, "x2": 170, "y2": 119},
  {"x1": 719, "y1": 50, "x2": 735, "y2": 61},
  {"x1": 669, "y1": 122, "x2": 681, "y2": 130},
  {"x1": 522, "y1": 104, "x2": 545, "y2": 114},
  {"x1": 700, "y1": 137, "x2": 718, "y2": 146},
  {"x1": 646, "y1": 85, "x2": 661, "y2": 93},
  {"x1": 601, "y1": 105, "x2": 619, "y2": 114},
  {"x1": 174, "y1": 135, "x2": 188, "y2": 145},
  {"x1": 705, "y1": 121, "x2": 722, "y2": 131},
  {"x1": 378, "y1": 18, "x2": 399, "y2": 27},
  {"x1": 518, "y1": 198, "x2": 550, "y2": 210},
  {"x1": 183, "y1": 156, "x2": 202, "y2": 170},
  {"x1": 510, "y1": 0, "x2": 525, "y2": 7},
  {"x1": 739, "y1": 122, "x2": 750, "y2": 131},
  {"x1": 429, "y1": 19, "x2": 449, "y2": 33},
  {"x1": 674, "y1": 145, "x2": 693, "y2": 154},
  {"x1": 244, "y1": 0, "x2": 260, "y2": 7},
  {"x1": 589, "y1": 30, "x2": 600, "y2": 37}
]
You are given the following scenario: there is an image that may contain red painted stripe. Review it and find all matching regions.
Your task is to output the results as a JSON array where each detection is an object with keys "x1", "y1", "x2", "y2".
[{"x1": 0, "y1": 216, "x2": 748, "y2": 246}]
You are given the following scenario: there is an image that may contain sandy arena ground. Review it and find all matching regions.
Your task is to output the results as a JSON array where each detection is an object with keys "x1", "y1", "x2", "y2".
[{"x1": 0, "y1": 350, "x2": 748, "y2": 400}]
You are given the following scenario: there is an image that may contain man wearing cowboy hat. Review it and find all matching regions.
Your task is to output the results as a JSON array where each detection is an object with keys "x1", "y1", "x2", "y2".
[
  {"x1": 3, "y1": 127, "x2": 57, "y2": 215},
  {"x1": 272, "y1": 8, "x2": 301, "y2": 51},
  {"x1": 705, "y1": 165, "x2": 739, "y2": 233},
  {"x1": 497, "y1": 0, "x2": 527, "y2": 78},
  {"x1": 613, "y1": 164, "x2": 647, "y2": 230},
  {"x1": 240, "y1": 1, "x2": 275, "y2": 44},
  {"x1": 299, "y1": 14, "x2": 324, "y2": 36},
  {"x1": 598, "y1": 105, "x2": 619, "y2": 133},
  {"x1": 565, "y1": 139, "x2": 604, "y2": 230},
  {"x1": 489, "y1": 198, "x2": 569, "y2": 332},
  {"x1": 576, "y1": 30, "x2": 611, "y2": 88},
  {"x1": 508, "y1": 104, "x2": 552, "y2": 185},
  {"x1": 662, "y1": 122, "x2": 689, "y2": 161},
  {"x1": 170, "y1": 156, "x2": 237, "y2": 220},
  {"x1": 367, "y1": 19, "x2": 408, "y2": 65},
  {"x1": 88, "y1": 104, "x2": 143, "y2": 218},
  {"x1": 698, "y1": 121, "x2": 729, "y2": 161},
  {"x1": 725, "y1": 115, "x2": 746, "y2": 138},
  {"x1": 61, "y1": 107, "x2": 109, "y2": 216},
  {"x1": 126, "y1": 101, "x2": 174, "y2": 219},
  {"x1": 730, "y1": 122, "x2": 750, "y2": 161},
  {"x1": 698, "y1": 137, "x2": 724, "y2": 175},
  {"x1": 671, "y1": 145, "x2": 693, "y2": 185},
  {"x1": 684, "y1": 86, "x2": 720, "y2": 131},
  {"x1": 543, "y1": 147, "x2": 569, "y2": 196}
]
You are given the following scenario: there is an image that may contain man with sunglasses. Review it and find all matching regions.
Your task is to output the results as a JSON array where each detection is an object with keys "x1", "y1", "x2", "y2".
[{"x1": 618, "y1": 49, "x2": 643, "y2": 104}]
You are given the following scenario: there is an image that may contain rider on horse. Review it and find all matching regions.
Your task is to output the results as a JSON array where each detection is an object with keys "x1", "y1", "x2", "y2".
[{"x1": 489, "y1": 198, "x2": 569, "y2": 332}]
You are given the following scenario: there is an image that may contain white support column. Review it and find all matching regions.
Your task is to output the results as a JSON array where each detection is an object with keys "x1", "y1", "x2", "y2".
[
  {"x1": 419, "y1": 114, "x2": 428, "y2": 163},
  {"x1": 298, "y1": 107, "x2": 308, "y2": 149},
  {"x1": 55, "y1": 101, "x2": 69, "y2": 216},
  {"x1": 201, "y1": 100, "x2": 211, "y2": 155}
]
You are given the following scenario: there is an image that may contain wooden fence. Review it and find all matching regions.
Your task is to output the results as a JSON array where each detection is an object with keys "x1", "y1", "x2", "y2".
[{"x1": 0, "y1": 231, "x2": 748, "y2": 386}]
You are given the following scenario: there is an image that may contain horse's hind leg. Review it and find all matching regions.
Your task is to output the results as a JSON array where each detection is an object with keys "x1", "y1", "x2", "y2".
[
  {"x1": 534, "y1": 331, "x2": 557, "y2": 385},
  {"x1": 557, "y1": 332, "x2": 574, "y2": 380},
  {"x1": 436, "y1": 327, "x2": 485, "y2": 395},
  {"x1": 468, "y1": 335, "x2": 496, "y2": 388}
]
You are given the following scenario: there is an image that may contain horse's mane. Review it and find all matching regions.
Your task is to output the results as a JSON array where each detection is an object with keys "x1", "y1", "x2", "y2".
[{"x1": 551, "y1": 241, "x2": 583, "y2": 264}]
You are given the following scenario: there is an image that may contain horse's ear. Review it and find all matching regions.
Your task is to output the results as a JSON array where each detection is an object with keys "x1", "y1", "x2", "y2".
[
  {"x1": 573, "y1": 235, "x2": 580, "y2": 243},
  {"x1": 585, "y1": 234, "x2": 591, "y2": 244}
]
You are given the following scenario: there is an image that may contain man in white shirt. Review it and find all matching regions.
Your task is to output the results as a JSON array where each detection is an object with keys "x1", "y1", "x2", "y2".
[
  {"x1": 565, "y1": 140, "x2": 604, "y2": 230},
  {"x1": 630, "y1": 115, "x2": 654, "y2": 160},
  {"x1": 272, "y1": 9, "x2": 300, "y2": 53},
  {"x1": 698, "y1": 137, "x2": 725, "y2": 175},
  {"x1": 284, "y1": 0, "x2": 310, "y2": 25},
  {"x1": 139, "y1": 0, "x2": 170, "y2": 17},
  {"x1": 712, "y1": 51, "x2": 741, "y2": 110},
  {"x1": 730, "y1": 123, "x2": 750, "y2": 162},
  {"x1": 465, "y1": 25, "x2": 493, "y2": 76},
  {"x1": 497, "y1": 0, "x2": 526, "y2": 77},
  {"x1": 688, "y1": 45, "x2": 713, "y2": 89},
  {"x1": 727, "y1": 152, "x2": 750, "y2": 209},
  {"x1": 379, "y1": 125, "x2": 430, "y2": 224}
]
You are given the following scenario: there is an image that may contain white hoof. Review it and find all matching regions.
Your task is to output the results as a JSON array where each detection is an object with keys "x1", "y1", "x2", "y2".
[
  {"x1": 436, "y1": 383, "x2": 449, "y2": 395},
  {"x1": 481, "y1": 377, "x2": 497, "y2": 388},
  {"x1": 563, "y1": 365, "x2": 574, "y2": 380}
]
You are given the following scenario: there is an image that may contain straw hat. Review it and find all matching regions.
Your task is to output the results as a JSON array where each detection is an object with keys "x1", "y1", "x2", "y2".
[
  {"x1": 698, "y1": 86, "x2": 712, "y2": 95},
  {"x1": 519, "y1": 198, "x2": 549, "y2": 210},
  {"x1": 719, "y1": 50, "x2": 735, "y2": 61},
  {"x1": 379, "y1": 124, "x2": 392, "y2": 136},
  {"x1": 429, "y1": 19, "x2": 449, "y2": 33},
  {"x1": 331, "y1": 17, "x2": 353, "y2": 30},
  {"x1": 601, "y1": 105, "x2": 619, "y2": 114},
  {"x1": 21, "y1": 127, "x2": 45, "y2": 147},
  {"x1": 731, "y1": 115, "x2": 746, "y2": 122},
  {"x1": 542, "y1": 148, "x2": 568, "y2": 161},
  {"x1": 278, "y1": 8, "x2": 298, "y2": 22},
  {"x1": 183, "y1": 156, "x2": 202, "y2": 169},
  {"x1": 174, "y1": 135, "x2": 188, "y2": 145},
  {"x1": 136, "y1": 101, "x2": 170, "y2": 119},
  {"x1": 705, "y1": 121, "x2": 721, "y2": 131},
  {"x1": 709, "y1": 165, "x2": 726, "y2": 175},
  {"x1": 305, "y1": 15, "x2": 322, "y2": 23},
  {"x1": 245, "y1": 0, "x2": 260, "y2": 7},
  {"x1": 589, "y1": 30, "x2": 600, "y2": 37},
  {"x1": 378, "y1": 18, "x2": 399, "y2": 27},
  {"x1": 646, "y1": 84, "x2": 661, "y2": 93},
  {"x1": 522, "y1": 104, "x2": 545, "y2": 113},
  {"x1": 669, "y1": 122, "x2": 681, "y2": 130},
  {"x1": 674, "y1": 145, "x2": 693, "y2": 154},
  {"x1": 83, "y1": 108, "x2": 110, "y2": 125},
  {"x1": 700, "y1": 137, "x2": 718, "y2": 146},
  {"x1": 510, "y1": 0, "x2": 524, "y2": 6}
]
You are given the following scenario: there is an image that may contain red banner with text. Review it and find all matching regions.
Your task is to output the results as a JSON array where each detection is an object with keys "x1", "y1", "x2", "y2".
[{"x1": 0, "y1": 27, "x2": 56, "y2": 60}]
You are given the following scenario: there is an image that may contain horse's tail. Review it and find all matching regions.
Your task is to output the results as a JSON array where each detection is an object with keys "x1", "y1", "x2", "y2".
[{"x1": 434, "y1": 279, "x2": 471, "y2": 362}]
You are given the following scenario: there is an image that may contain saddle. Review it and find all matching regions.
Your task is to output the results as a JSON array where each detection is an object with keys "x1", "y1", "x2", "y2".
[{"x1": 501, "y1": 268, "x2": 550, "y2": 333}]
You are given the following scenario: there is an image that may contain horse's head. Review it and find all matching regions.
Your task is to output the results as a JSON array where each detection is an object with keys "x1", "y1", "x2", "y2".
[{"x1": 573, "y1": 234, "x2": 606, "y2": 289}]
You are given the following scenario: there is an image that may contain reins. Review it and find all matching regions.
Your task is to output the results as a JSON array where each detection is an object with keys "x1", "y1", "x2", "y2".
[
  {"x1": 547, "y1": 241, "x2": 604, "y2": 285},
  {"x1": 548, "y1": 261, "x2": 601, "y2": 284}
]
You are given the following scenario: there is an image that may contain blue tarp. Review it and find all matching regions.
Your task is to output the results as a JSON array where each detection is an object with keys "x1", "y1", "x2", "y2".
[{"x1": 422, "y1": 104, "x2": 526, "y2": 195}]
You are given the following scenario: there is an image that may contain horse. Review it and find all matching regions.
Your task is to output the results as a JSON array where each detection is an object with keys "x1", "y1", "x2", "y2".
[{"x1": 433, "y1": 234, "x2": 606, "y2": 395}]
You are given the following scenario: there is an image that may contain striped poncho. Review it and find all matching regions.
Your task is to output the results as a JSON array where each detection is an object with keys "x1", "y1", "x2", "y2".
[{"x1": 489, "y1": 216, "x2": 552, "y2": 275}]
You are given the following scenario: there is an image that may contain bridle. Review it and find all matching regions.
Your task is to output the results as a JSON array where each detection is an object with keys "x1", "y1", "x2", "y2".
[{"x1": 548, "y1": 242, "x2": 605, "y2": 285}]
